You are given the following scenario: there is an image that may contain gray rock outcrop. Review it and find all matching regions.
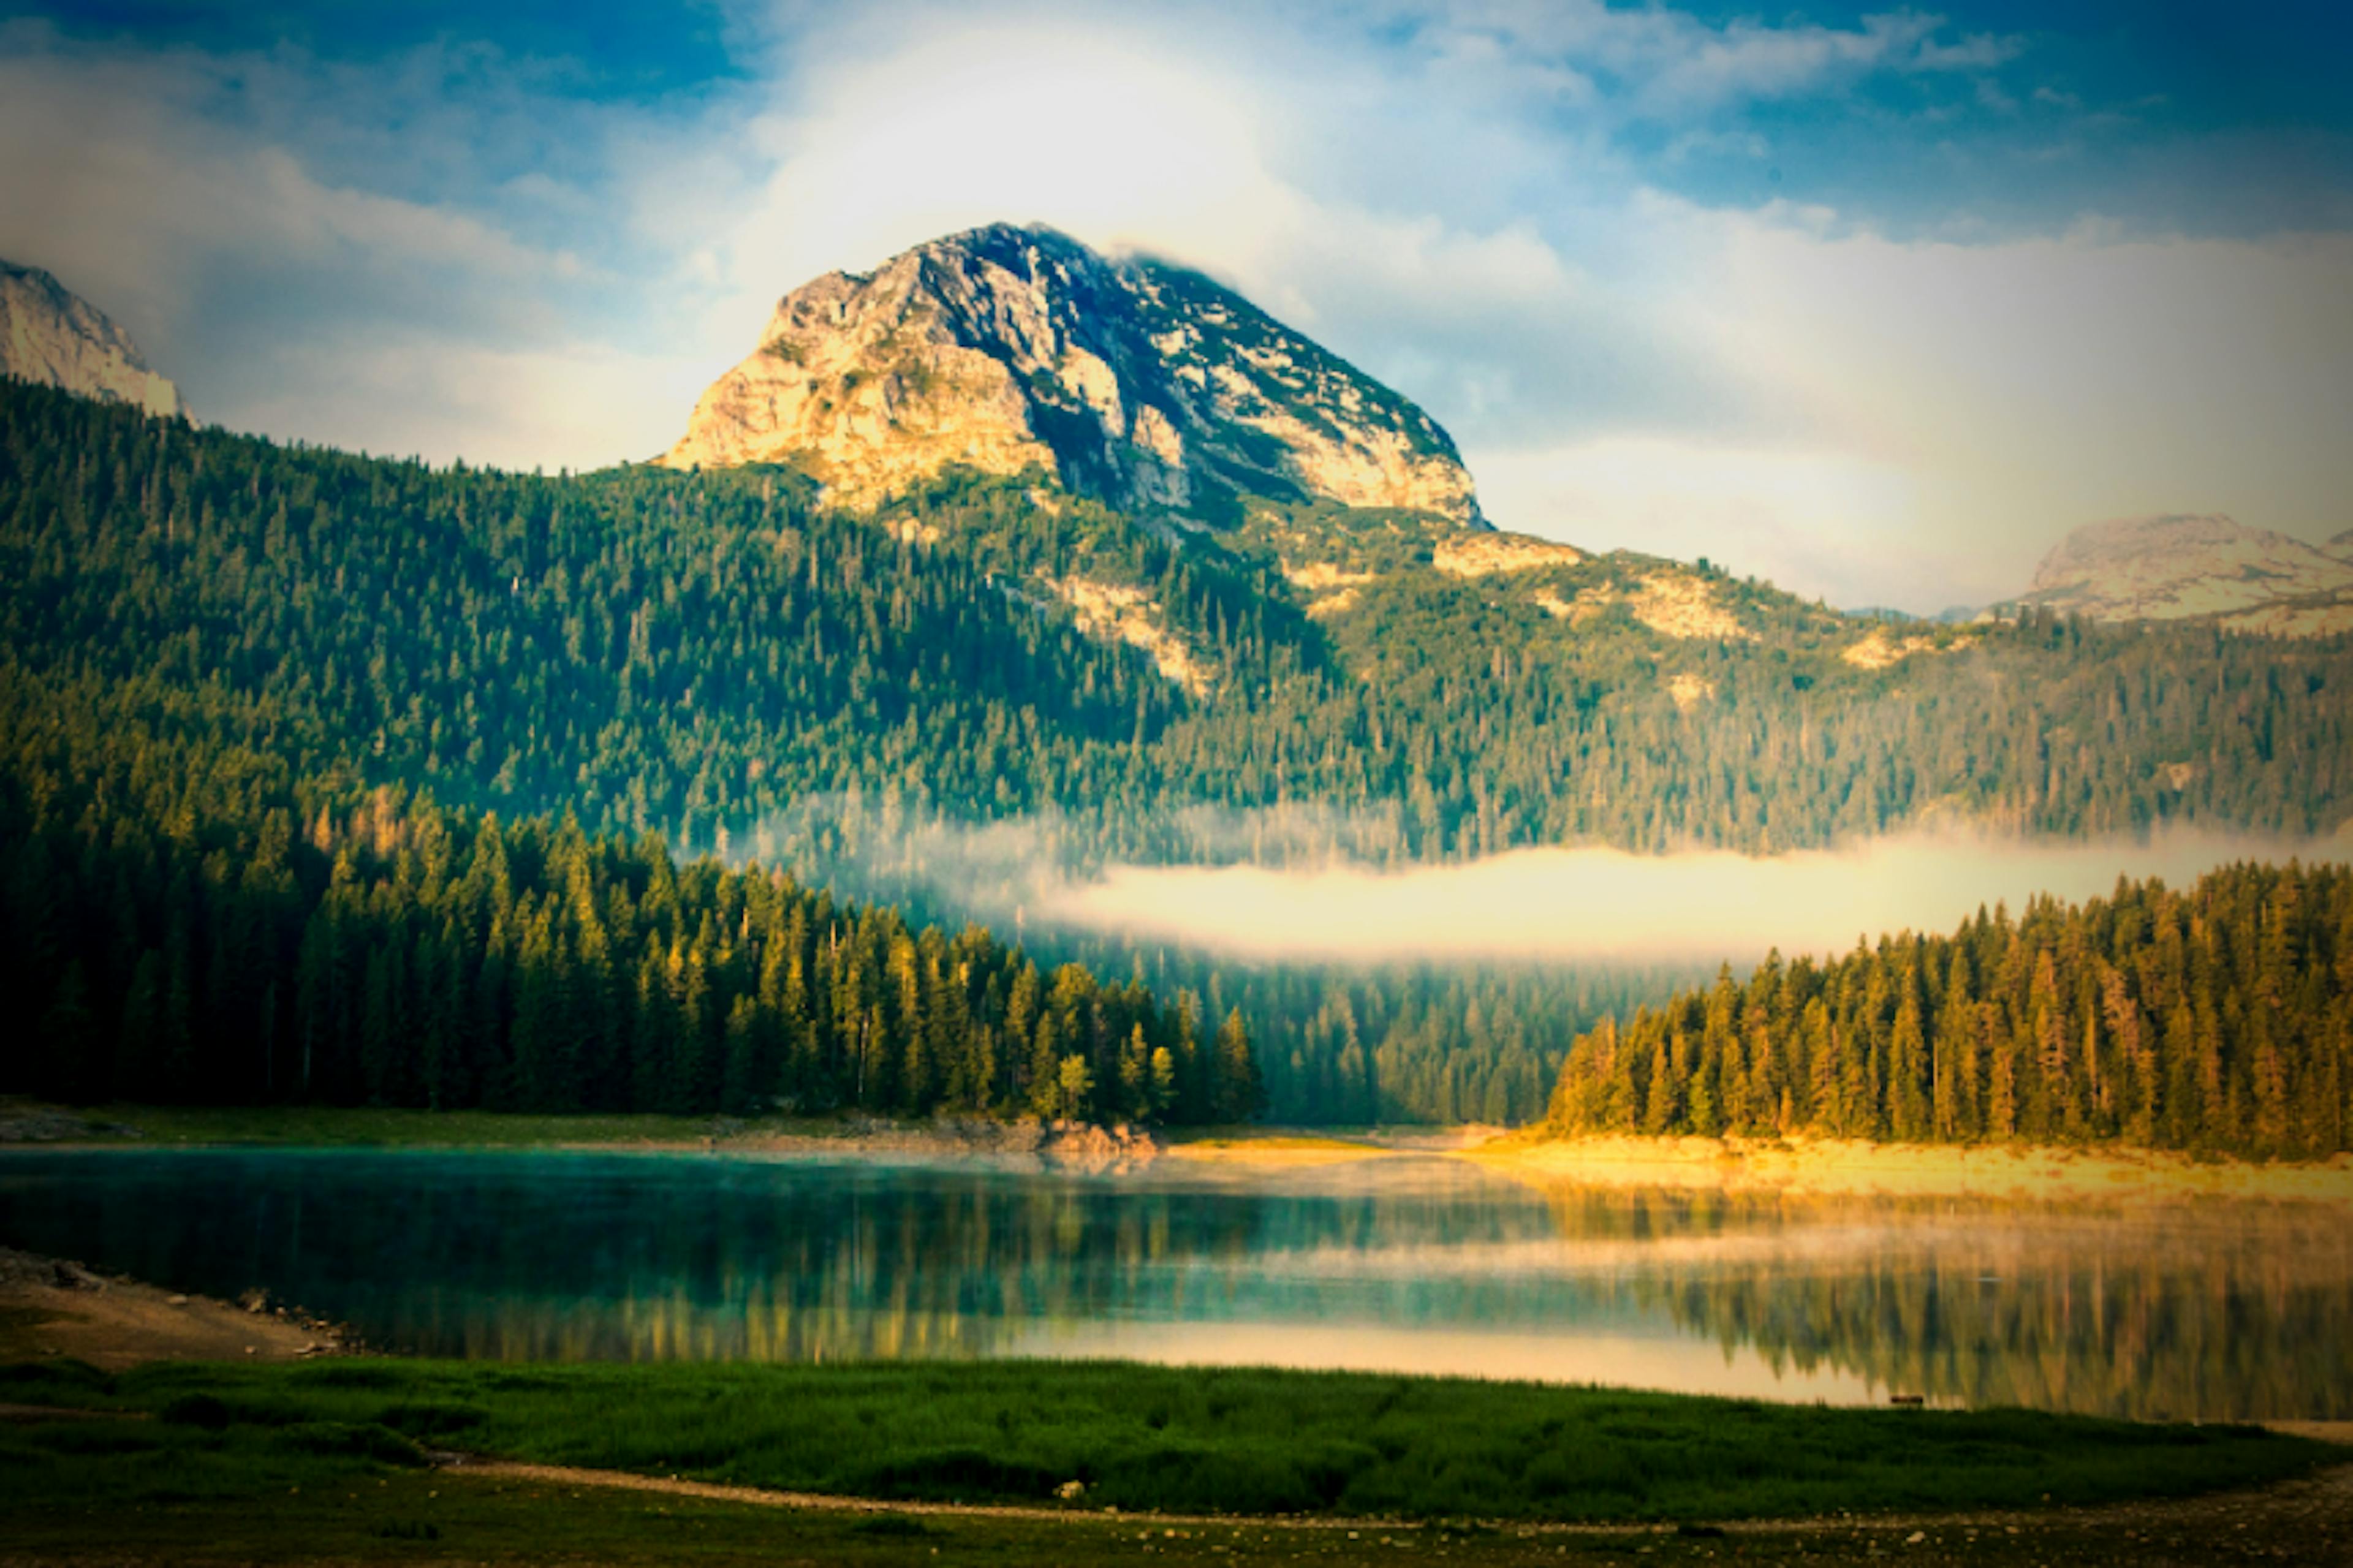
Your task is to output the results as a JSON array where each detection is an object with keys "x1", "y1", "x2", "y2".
[
  {"x1": 2015, "y1": 514, "x2": 2353, "y2": 635},
  {"x1": 1, "y1": 260, "x2": 184, "y2": 419},
  {"x1": 662, "y1": 223, "x2": 1482, "y2": 526}
]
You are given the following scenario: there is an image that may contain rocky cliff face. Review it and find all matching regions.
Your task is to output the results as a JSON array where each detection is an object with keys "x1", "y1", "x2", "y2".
[
  {"x1": 2017, "y1": 515, "x2": 2353, "y2": 634},
  {"x1": 663, "y1": 224, "x2": 1482, "y2": 526},
  {"x1": 1, "y1": 260, "x2": 184, "y2": 419}
]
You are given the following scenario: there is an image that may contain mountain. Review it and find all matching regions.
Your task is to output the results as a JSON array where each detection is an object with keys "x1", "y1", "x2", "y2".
[
  {"x1": 2015, "y1": 513, "x2": 2353, "y2": 636},
  {"x1": 0, "y1": 260, "x2": 184, "y2": 419},
  {"x1": 10, "y1": 378, "x2": 2351, "y2": 873},
  {"x1": 662, "y1": 223, "x2": 1482, "y2": 527},
  {"x1": 7, "y1": 379, "x2": 2353, "y2": 1126}
]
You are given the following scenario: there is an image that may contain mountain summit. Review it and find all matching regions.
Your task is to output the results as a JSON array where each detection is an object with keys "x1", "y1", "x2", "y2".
[
  {"x1": 1, "y1": 260, "x2": 185, "y2": 419},
  {"x1": 662, "y1": 223, "x2": 1483, "y2": 526},
  {"x1": 2015, "y1": 514, "x2": 2353, "y2": 637}
]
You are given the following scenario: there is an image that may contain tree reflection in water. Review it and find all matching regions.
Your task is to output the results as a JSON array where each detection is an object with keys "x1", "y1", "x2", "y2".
[{"x1": 0, "y1": 1151, "x2": 2342, "y2": 1420}]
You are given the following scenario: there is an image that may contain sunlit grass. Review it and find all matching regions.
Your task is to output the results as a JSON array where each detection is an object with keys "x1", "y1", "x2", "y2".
[{"x1": 3, "y1": 1357, "x2": 2327, "y2": 1525}]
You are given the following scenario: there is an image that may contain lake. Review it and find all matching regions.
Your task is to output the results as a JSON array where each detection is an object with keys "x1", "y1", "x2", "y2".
[{"x1": 2, "y1": 1148, "x2": 2346, "y2": 1421}]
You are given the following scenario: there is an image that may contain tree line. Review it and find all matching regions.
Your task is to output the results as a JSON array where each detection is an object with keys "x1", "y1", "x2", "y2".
[
  {"x1": 0, "y1": 696, "x2": 1261, "y2": 1123},
  {"x1": 1545, "y1": 862, "x2": 2353, "y2": 1159},
  {"x1": 942, "y1": 921, "x2": 1709, "y2": 1128}
]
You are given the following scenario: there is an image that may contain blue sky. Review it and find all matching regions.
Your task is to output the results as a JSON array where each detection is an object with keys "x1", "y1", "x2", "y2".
[{"x1": 3, "y1": 1, "x2": 2347, "y2": 608}]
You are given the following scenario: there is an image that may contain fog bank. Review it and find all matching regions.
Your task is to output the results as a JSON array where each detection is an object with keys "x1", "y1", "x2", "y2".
[{"x1": 1020, "y1": 826, "x2": 2353, "y2": 966}]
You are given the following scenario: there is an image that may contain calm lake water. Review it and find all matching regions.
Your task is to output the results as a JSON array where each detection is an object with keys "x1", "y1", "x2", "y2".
[{"x1": 3, "y1": 1148, "x2": 2346, "y2": 1422}]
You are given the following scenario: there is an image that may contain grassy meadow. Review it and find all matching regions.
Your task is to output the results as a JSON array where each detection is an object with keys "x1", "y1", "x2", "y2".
[{"x1": 2, "y1": 1356, "x2": 2329, "y2": 1528}]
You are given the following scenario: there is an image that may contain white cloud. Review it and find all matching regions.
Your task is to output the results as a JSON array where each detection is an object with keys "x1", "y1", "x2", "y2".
[
  {"x1": 1635, "y1": 12, "x2": 1939, "y2": 115},
  {"x1": 691, "y1": 20, "x2": 1281, "y2": 311},
  {"x1": 1, "y1": 2, "x2": 2344, "y2": 612},
  {"x1": 1472, "y1": 436, "x2": 1929, "y2": 602},
  {"x1": 1653, "y1": 207, "x2": 2353, "y2": 603},
  {"x1": 1397, "y1": 2, "x2": 2014, "y2": 118},
  {"x1": 659, "y1": 7, "x2": 1734, "y2": 440},
  {"x1": 1456, "y1": 192, "x2": 2353, "y2": 608},
  {"x1": 227, "y1": 339, "x2": 703, "y2": 469},
  {"x1": 0, "y1": 25, "x2": 714, "y2": 468}
]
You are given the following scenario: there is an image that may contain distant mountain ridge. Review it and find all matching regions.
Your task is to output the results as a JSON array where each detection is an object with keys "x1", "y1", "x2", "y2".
[
  {"x1": 0, "y1": 259, "x2": 184, "y2": 419},
  {"x1": 662, "y1": 222, "x2": 1483, "y2": 527},
  {"x1": 2014, "y1": 513, "x2": 2353, "y2": 637}
]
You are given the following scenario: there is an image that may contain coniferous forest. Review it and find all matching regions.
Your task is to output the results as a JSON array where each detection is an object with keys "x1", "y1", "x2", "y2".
[
  {"x1": 5, "y1": 382, "x2": 2349, "y2": 867},
  {"x1": 4, "y1": 379, "x2": 2351, "y2": 1142},
  {"x1": 0, "y1": 751, "x2": 1260, "y2": 1124},
  {"x1": 1546, "y1": 863, "x2": 2353, "y2": 1160}
]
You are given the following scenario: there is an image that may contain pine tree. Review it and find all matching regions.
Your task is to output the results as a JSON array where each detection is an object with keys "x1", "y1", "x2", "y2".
[
  {"x1": 1212, "y1": 1008, "x2": 1262, "y2": 1124},
  {"x1": 38, "y1": 960, "x2": 96, "y2": 1102},
  {"x1": 722, "y1": 994, "x2": 763, "y2": 1116},
  {"x1": 1541, "y1": 865, "x2": 2352, "y2": 1159}
]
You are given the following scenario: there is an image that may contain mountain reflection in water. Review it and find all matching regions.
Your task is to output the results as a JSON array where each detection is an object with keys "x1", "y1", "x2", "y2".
[{"x1": 1, "y1": 1149, "x2": 2343, "y2": 1420}]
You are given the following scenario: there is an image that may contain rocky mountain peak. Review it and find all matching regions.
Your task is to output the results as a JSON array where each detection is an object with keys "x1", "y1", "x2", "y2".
[
  {"x1": 1, "y1": 260, "x2": 185, "y2": 419},
  {"x1": 662, "y1": 222, "x2": 1484, "y2": 526},
  {"x1": 2016, "y1": 513, "x2": 2353, "y2": 637}
]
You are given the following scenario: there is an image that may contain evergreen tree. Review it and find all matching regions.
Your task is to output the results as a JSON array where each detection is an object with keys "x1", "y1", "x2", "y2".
[{"x1": 1547, "y1": 863, "x2": 2353, "y2": 1160}]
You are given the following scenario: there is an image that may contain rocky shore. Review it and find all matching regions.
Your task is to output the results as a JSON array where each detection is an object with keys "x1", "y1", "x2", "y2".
[{"x1": 0, "y1": 1246, "x2": 354, "y2": 1370}]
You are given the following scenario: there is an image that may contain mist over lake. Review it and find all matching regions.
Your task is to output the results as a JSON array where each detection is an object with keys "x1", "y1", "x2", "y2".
[{"x1": 792, "y1": 817, "x2": 2353, "y2": 966}]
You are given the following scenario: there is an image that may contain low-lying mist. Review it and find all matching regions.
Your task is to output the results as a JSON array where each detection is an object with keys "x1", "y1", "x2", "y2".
[
  {"x1": 1029, "y1": 827, "x2": 2352, "y2": 964},
  {"x1": 769, "y1": 812, "x2": 2352, "y2": 971}
]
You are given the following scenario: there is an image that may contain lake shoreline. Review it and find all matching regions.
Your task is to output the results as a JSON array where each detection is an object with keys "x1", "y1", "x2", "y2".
[
  {"x1": 1473, "y1": 1132, "x2": 2353, "y2": 1204},
  {"x1": 7, "y1": 1099, "x2": 2351, "y2": 1202},
  {"x1": 4, "y1": 1262, "x2": 2353, "y2": 1563},
  {"x1": 0, "y1": 1246, "x2": 353, "y2": 1370}
]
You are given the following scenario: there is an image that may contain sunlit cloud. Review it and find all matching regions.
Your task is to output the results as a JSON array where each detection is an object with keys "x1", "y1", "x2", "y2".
[
  {"x1": 0, "y1": 2, "x2": 2346, "y2": 607},
  {"x1": 1472, "y1": 434, "x2": 1925, "y2": 604},
  {"x1": 1481, "y1": 205, "x2": 2353, "y2": 605},
  {"x1": 0, "y1": 23, "x2": 708, "y2": 468}
]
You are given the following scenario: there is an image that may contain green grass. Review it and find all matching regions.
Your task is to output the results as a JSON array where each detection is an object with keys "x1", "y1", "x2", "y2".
[{"x1": 1, "y1": 1357, "x2": 2328, "y2": 1527}]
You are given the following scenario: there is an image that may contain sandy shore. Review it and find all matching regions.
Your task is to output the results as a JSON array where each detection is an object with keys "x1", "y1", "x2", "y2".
[
  {"x1": 9, "y1": 1099, "x2": 2350, "y2": 1202},
  {"x1": 1469, "y1": 1132, "x2": 2353, "y2": 1204},
  {"x1": 0, "y1": 1248, "x2": 350, "y2": 1371},
  {"x1": 1160, "y1": 1127, "x2": 1500, "y2": 1168}
]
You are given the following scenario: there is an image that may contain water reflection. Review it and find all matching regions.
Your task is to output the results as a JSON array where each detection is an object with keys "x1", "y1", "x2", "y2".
[{"x1": 0, "y1": 1149, "x2": 2343, "y2": 1420}]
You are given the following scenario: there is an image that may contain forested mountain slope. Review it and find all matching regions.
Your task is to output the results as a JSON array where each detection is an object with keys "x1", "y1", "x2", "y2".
[
  {"x1": 7, "y1": 376, "x2": 2353, "y2": 1127},
  {"x1": 0, "y1": 680, "x2": 1259, "y2": 1124},
  {"x1": 6, "y1": 382, "x2": 2349, "y2": 869},
  {"x1": 1546, "y1": 862, "x2": 2353, "y2": 1159}
]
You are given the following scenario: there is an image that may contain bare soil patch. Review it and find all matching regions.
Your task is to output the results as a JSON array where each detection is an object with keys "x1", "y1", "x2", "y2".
[{"x1": 0, "y1": 1248, "x2": 349, "y2": 1371}]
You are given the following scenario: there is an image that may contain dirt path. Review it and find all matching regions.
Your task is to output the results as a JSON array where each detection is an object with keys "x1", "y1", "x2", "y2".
[
  {"x1": 449, "y1": 1458, "x2": 1364, "y2": 1529},
  {"x1": 0, "y1": 1247, "x2": 347, "y2": 1370},
  {"x1": 447, "y1": 1451, "x2": 2353, "y2": 1547}
]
